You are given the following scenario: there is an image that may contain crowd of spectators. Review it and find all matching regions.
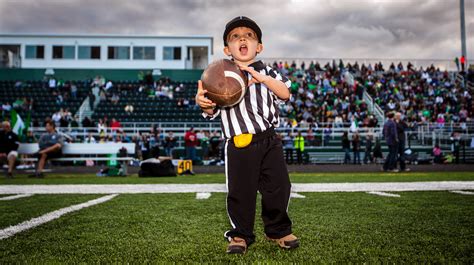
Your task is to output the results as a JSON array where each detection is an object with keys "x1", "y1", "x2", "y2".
[{"x1": 271, "y1": 60, "x2": 472, "y2": 132}]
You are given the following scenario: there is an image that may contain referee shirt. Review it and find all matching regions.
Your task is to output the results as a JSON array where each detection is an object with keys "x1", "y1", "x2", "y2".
[
  {"x1": 202, "y1": 60, "x2": 291, "y2": 139},
  {"x1": 0, "y1": 130, "x2": 19, "y2": 154}
]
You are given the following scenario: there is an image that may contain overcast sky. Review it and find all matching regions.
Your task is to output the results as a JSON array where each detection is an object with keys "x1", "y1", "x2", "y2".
[{"x1": 0, "y1": 0, "x2": 472, "y2": 62}]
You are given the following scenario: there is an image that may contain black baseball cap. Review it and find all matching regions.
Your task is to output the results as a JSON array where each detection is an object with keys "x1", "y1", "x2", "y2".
[{"x1": 223, "y1": 16, "x2": 262, "y2": 46}]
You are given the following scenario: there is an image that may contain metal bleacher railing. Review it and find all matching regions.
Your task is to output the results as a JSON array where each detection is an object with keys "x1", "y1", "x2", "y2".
[{"x1": 24, "y1": 120, "x2": 474, "y2": 164}]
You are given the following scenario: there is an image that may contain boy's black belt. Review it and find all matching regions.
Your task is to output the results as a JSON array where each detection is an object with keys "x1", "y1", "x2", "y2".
[
  {"x1": 232, "y1": 127, "x2": 275, "y2": 148},
  {"x1": 251, "y1": 127, "x2": 275, "y2": 142}
]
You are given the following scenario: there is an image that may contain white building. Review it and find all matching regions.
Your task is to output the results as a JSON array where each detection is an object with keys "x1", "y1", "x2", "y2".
[{"x1": 0, "y1": 33, "x2": 213, "y2": 69}]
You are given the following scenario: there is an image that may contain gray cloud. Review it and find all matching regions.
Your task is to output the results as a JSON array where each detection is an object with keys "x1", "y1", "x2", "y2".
[{"x1": 0, "y1": 0, "x2": 472, "y2": 62}]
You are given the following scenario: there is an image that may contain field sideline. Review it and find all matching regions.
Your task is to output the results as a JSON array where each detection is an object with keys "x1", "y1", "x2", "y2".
[{"x1": 0, "y1": 171, "x2": 473, "y2": 262}]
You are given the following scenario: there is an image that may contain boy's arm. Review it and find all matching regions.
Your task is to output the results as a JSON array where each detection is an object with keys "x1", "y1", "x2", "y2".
[{"x1": 239, "y1": 65, "x2": 291, "y2": 101}]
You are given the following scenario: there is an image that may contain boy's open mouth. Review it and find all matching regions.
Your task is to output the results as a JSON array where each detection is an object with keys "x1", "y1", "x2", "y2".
[{"x1": 239, "y1": 44, "x2": 248, "y2": 55}]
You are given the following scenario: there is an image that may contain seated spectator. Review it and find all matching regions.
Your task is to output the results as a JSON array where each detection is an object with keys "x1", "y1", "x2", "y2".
[
  {"x1": 164, "y1": 131, "x2": 177, "y2": 158},
  {"x1": 51, "y1": 111, "x2": 62, "y2": 127},
  {"x1": 70, "y1": 82, "x2": 78, "y2": 99},
  {"x1": 0, "y1": 121, "x2": 19, "y2": 178},
  {"x1": 105, "y1": 80, "x2": 113, "y2": 91},
  {"x1": 1, "y1": 102, "x2": 11, "y2": 118},
  {"x1": 48, "y1": 77, "x2": 56, "y2": 89},
  {"x1": 177, "y1": 98, "x2": 184, "y2": 108},
  {"x1": 82, "y1": 116, "x2": 93, "y2": 129},
  {"x1": 111, "y1": 93, "x2": 120, "y2": 105},
  {"x1": 56, "y1": 94, "x2": 64, "y2": 105},
  {"x1": 14, "y1": 80, "x2": 23, "y2": 89},
  {"x1": 12, "y1": 98, "x2": 24, "y2": 110},
  {"x1": 84, "y1": 133, "x2": 96, "y2": 143},
  {"x1": 443, "y1": 152, "x2": 454, "y2": 164},
  {"x1": 125, "y1": 104, "x2": 134, "y2": 114},
  {"x1": 30, "y1": 120, "x2": 64, "y2": 178}
]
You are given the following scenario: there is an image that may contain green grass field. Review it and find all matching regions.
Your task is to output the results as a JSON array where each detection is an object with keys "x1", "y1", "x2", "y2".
[
  {"x1": 0, "y1": 172, "x2": 473, "y2": 262},
  {"x1": 1, "y1": 171, "x2": 474, "y2": 184}
]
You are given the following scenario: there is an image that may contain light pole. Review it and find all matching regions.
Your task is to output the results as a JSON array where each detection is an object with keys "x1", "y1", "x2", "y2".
[{"x1": 460, "y1": 0, "x2": 467, "y2": 70}]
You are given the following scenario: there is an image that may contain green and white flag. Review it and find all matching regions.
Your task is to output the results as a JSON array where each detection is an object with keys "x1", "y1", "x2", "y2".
[{"x1": 10, "y1": 109, "x2": 25, "y2": 136}]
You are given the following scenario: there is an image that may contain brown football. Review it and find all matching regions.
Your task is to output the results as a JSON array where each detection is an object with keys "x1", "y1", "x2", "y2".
[{"x1": 201, "y1": 59, "x2": 248, "y2": 107}]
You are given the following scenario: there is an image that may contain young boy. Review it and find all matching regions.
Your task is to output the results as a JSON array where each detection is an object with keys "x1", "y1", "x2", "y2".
[{"x1": 195, "y1": 16, "x2": 299, "y2": 254}]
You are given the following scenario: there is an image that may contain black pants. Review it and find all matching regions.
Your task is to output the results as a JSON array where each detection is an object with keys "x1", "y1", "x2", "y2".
[
  {"x1": 397, "y1": 141, "x2": 406, "y2": 170},
  {"x1": 224, "y1": 133, "x2": 292, "y2": 246},
  {"x1": 383, "y1": 144, "x2": 398, "y2": 171},
  {"x1": 285, "y1": 148, "x2": 294, "y2": 164}
]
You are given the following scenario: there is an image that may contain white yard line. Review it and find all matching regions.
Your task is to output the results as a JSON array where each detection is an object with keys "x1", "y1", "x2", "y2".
[
  {"x1": 290, "y1": 192, "x2": 306, "y2": 198},
  {"x1": 196, "y1": 192, "x2": 212, "y2": 200},
  {"x1": 366, "y1": 191, "x2": 401, "y2": 197},
  {"x1": 0, "y1": 194, "x2": 34, "y2": 201},
  {"x1": 0, "y1": 181, "x2": 473, "y2": 194},
  {"x1": 0, "y1": 194, "x2": 118, "y2": 240},
  {"x1": 450, "y1": 190, "x2": 474, "y2": 195}
]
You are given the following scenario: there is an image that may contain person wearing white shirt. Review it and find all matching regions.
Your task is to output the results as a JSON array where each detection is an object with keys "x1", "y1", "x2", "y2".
[
  {"x1": 105, "y1": 81, "x2": 113, "y2": 90},
  {"x1": 97, "y1": 119, "x2": 107, "y2": 134},
  {"x1": 48, "y1": 78, "x2": 56, "y2": 89},
  {"x1": 84, "y1": 133, "x2": 96, "y2": 143}
]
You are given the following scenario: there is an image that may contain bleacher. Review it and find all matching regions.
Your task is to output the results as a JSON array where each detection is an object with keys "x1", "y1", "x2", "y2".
[
  {"x1": 91, "y1": 81, "x2": 202, "y2": 123},
  {"x1": 0, "y1": 80, "x2": 88, "y2": 122}
]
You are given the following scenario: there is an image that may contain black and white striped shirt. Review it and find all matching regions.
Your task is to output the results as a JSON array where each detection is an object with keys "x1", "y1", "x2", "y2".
[{"x1": 202, "y1": 60, "x2": 291, "y2": 139}]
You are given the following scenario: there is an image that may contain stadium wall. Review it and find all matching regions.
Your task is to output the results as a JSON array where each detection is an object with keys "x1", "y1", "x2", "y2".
[{"x1": 0, "y1": 68, "x2": 203, "y2": 81}]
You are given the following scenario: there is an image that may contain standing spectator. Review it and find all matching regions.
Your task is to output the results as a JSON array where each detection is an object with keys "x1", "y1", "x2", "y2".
[
  {"x1": 323, "y1": 125, "x2": 332, "y2": 146},
  {"x1": 70, "y1": 115, "x2": 79, "y2": 128},
  {"x1": 164, "y1": 131, "x2": 177, "y2": 158},
  {"x1": 363, "y1": 133, "x2": 373, "y2": 164},
  {"x1": 352, "y1": 132, "x2": 361, "y2": 164},
  {"x1": 0, "y1": 121, "x2": 19, "y2": 178},
  {"x1": 184, "y1": 127, "x2": 198, "y2": 162},
  {"x1": 432, "y1": 144, "x2": 443, "y2": 164},
  {"x1": 450, "y1": 132, "x2": 461, "y2": 164},
  {"x1": 334, "y1": 115, "x2": 343, "y2": 128},
  {"x1": 200, "y1": 131, "x2": 210, "y2": 160},
  {"x1": 110, "y1": 118, "x2": 121, "y2": 132},
  {"x1": 30, "y1": 120, "x2": 63, "y2": 178},
  {"x1": 294, "y1": 131, "x2": 305, "y2": 164},
  {"x1": 82, "y1": 116, "x2": 93, "y2": 129},
  {"x1": 70, "y1": 82, "x2": 78, "y2": 99},
  {"x1": 372, "y1": 136, "x2": 383, "y2": 163},
  {"x1": 395, "y1": 112, "x2": 410, "y2": 172},
  {"x1": 283, "y1": 132, "x2": 294, "y2": 164},
  {"x1": 342, "y1": 131, "x2": 351, "y2": 164},
  {"x1": 88, "y1": 92, "x2": 96, "y2": 110},
  {"x1": 383, "y1": 112, "x2": 399, "y2": 172},
  {"x1": 139, "y1": 134, "x2": 150, "y2": 160},
  {"x1": 97, "y1": 119, "x2": 107, "y2": 135},
  {"x1": 209, "y1": 131, "x2": 221, "y2": 159}
]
